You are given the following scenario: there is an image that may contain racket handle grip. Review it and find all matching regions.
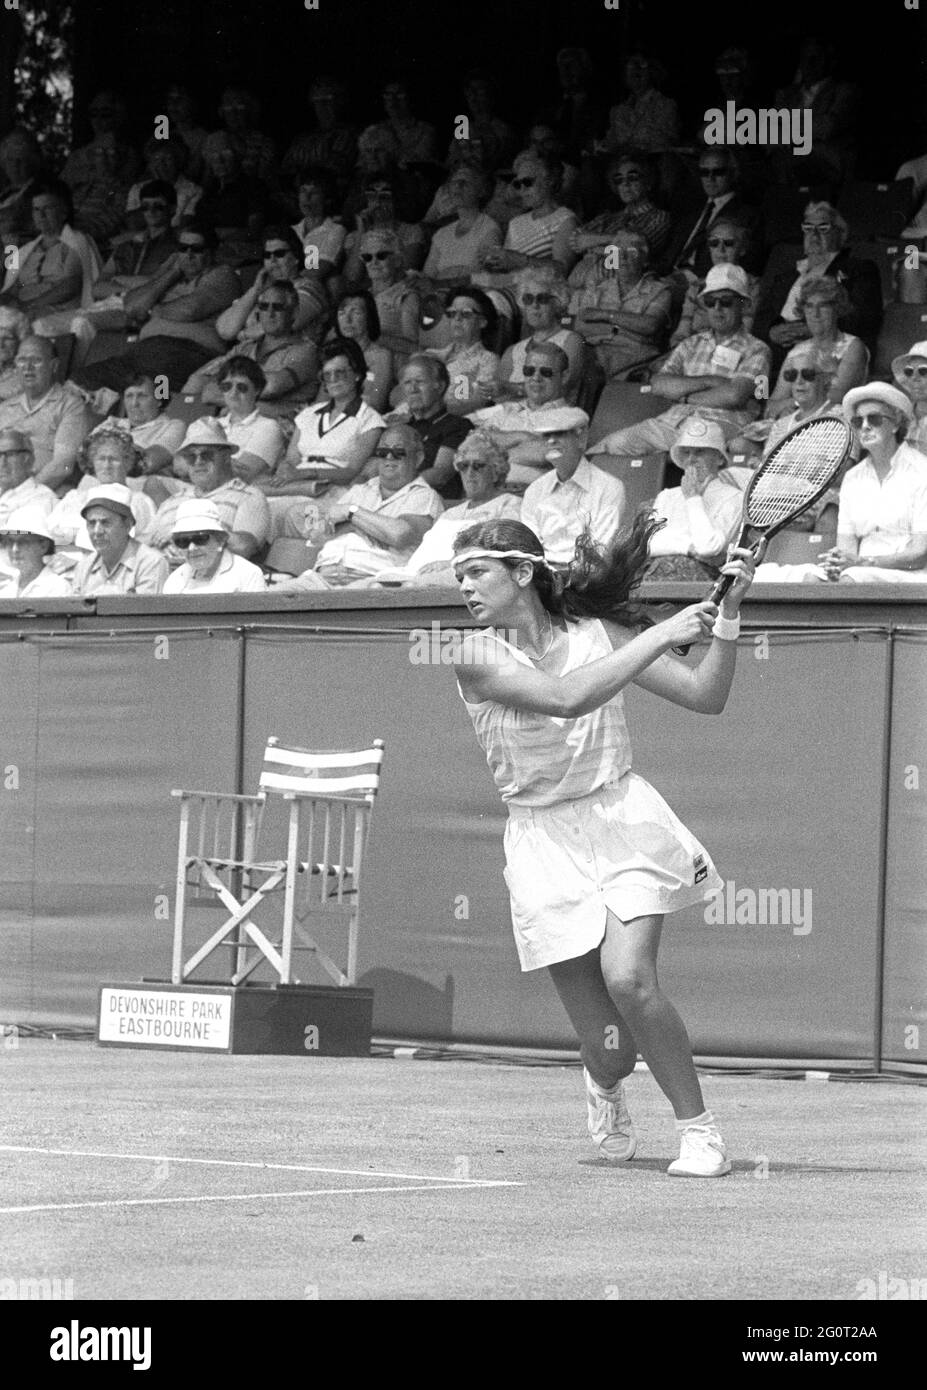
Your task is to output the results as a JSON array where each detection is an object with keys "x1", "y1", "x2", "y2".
[{"x1": 673, "y1": 571, "x2": 736, "y2": 656}]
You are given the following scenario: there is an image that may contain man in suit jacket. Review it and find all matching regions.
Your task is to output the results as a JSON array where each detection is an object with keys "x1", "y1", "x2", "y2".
[
  {"x1": 660, "y1": 148, "x2": 763, "y2": 278},
  {"x1": 773, "y1": 39, "x2": 859, "y2": 190}
]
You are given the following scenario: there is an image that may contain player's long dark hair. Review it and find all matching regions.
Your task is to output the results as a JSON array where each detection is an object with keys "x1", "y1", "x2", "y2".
[{"x1": 452, "y1": 513, "x2": 665, "y2": 630}]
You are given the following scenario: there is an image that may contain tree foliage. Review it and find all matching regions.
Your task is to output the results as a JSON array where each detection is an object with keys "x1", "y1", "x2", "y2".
[{"x1": 12, "y1": 4, "x2": 75, "y2": 168}]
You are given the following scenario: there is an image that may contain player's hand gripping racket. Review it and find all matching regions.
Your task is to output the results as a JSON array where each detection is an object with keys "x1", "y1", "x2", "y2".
[{"x1": 675, "y1": 415, "x2": 853, "y2": 653}]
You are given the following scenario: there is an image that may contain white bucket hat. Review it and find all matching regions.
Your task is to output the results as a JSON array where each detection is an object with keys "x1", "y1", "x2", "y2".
[{"x1": 171, "y1": 498, "x2": 229, "y2": 535}]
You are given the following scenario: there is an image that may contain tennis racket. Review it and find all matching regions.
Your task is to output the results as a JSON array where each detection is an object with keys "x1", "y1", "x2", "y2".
[{"x1": 674, "y1": 414, "x2": 853, "y2": 653}]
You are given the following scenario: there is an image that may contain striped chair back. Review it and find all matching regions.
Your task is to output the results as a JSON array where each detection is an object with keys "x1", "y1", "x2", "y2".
[{"x1": 259, "y1": 738, "x2": 384, "y2": 803}]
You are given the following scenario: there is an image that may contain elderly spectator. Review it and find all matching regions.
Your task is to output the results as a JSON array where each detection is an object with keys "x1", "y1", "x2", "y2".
[
  {"x1": 76, "y1": 221, "x2": 240, "y2": 396},
  {"x1": 733, "y1": 341, "x2": 839, "y2": 465},
  {"x1": 343, "y1": 172, "x2": 428, "y2": 278},
  {"x1": 472, "y1": 339, "x2": 570, "y2": 491},
  {"x1": 663, "y1": 148, "x2": 761, "y2": 279},
  {"x1": 356, "y1": 228, "x2": 421, "y2": 360},
  {"x1": 125, "y1": 138, "x2": 202, "y2": 229},
  {"x1": 668, "y1": 220, "x2": 758, "y2": 348},
  {"x1": 893, "y1": 341, "x2": 927, "y2": 456},
  {"x1": 524, "y1": 124, "x2": 581, "y2": 212},
  {"x1": 215, "y1": 227, "x2": 328, "y2": 345},
  {"x1": 265, "y1": 339, "x2": 385, "y2": 518},
  {"x1": 111, "y1": 375, "x2": 186, "y2": 478},
  {"x1": 643, "y1": 417, "x2": 751, "y2": 580},
  {"x1": 520, "y1": 406, "x2": 626, "y2": 564},
  {"x1": 756, "y1": 385, "x2": 927, "y2": 584},
  {"x1": 0, "y1": 307, "x2": 30, "y2": 401},
  {"x1": 330, "y1": 290, "x2": 393, "y2": 412},
  {"x1": 60, "y1": 91, "x2": 139, "y2": 243},
  {"x1": 289, "y1": 422, "x2": 443, "y2": 582},
  {"x1": 570, "y1": 153, "x2": 671, "y2": 266},
  {"x1": 184, "y1": 278, "x2": 319, "y2": 414},
  {"x1": 601, "y1": 51, "x2": 680, "y2": 155},
  {"x1": 291, "y1": 169, "x2": 346, "y2": 279},
  {"x1": 215, "y1": 357, "x2": 286, "y2": 483},
  {"x1": 281, "y1": 77, "x2": 358, "y2": 191},
  {"x1": 571, "y1": 229, "x2": 672, "y2": 387},
  {"x1": 161, "y1": 86, "x2": 209, "y2": 182},
  {"x1": 0, "y1": 429, "x2": 56, "y2": 526},
  {"x1": 753, "y1": 202, "x2": 881, "y2": 354},
  {"x1": 0, "y1": 336, "x2": 90, "y2": 490},
  {"x1": 765, "y1": 277, "x2": 868, "y2": 419},
  {"x1": 498, "y1": 264, "x2": 583, "y2": 401},
  {"x1": 427, "y1": 288, "x2": 501, "y2": 416},
  {"x1": 162, "y1": 498, "x2": 267, "y2": 594},
  {"x1": 0, "y1": 506, "x2": 72, "y2": 597},
  {"x1": 0, "y1": 130, "x2": 46, "y2": 245},
  {"x1": 72, "y1": 483, "x2": 168, "y2": 595},
  {"x1": 589, "y1": 264, "x2": 771, "y2": 460},
  {"x1": 358, "y1": 430, "x2": 521, "y2": 586},
  {"x1": 46, "y1": 425, "x2": 157, "y2": 550},
  {"x1": 150, "y1": 419, "x2": 271, "y2": 562},
  {"x1": 480, "y1": 150, "x2": 578, "y2": 279},
  {"x1": 387, "y1": 354, "x2": 472, "y2": 499},
  {"x1": 418, "y1": 165, "x2": 502, "y2": 287}
]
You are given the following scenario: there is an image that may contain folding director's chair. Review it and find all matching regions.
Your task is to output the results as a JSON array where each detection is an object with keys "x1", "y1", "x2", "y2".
[{"x1": 171, "y1": 737, "x2": 385, "y2": 988}]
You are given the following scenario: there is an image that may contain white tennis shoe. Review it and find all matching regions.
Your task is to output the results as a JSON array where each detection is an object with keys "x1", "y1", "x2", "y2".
[
  {"x1": 667, "y1": 1122, "x2": 732, "y2": 1177},
  {"x1": 583, "y1": 1067, "x2": 637, "y2": 1163}
]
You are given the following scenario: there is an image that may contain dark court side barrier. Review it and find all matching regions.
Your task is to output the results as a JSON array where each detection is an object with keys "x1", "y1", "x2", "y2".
[{"x1": 0, "y1": 587, "x2": 923, "y2": 1074}]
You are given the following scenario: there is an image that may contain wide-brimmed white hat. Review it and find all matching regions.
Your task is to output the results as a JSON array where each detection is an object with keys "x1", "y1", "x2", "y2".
[
  {"x1": 842, "y1": 382, "x2": 914, "y2": 424},
  {"x1": 171, "y1": 498, "x2": 229, "y2": 535},
  {"x1": 0, "y1": 504, "x2": 56, "y2": 550},
  {"x1": 178, "y1": 418, "x2": 239, "y2": 453},
  {"x1": 670, "y1": 415, "x2": 729, "y2": 466},
  {"x1": 891, "y1": 340, "x2": 927, "y2": 381}
]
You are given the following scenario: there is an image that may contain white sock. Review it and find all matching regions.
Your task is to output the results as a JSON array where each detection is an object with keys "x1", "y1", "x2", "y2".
[{"x1": 675, "y1": 1109, "x2": 714, "y2": 1132}]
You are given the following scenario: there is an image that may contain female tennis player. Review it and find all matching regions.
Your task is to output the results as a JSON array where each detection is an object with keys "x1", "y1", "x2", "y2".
[{"x1": 452, "y1": 514, "x2": 756, "y2": 1177}]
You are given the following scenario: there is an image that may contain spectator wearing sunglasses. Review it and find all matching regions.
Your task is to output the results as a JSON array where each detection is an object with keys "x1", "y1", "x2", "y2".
[
  {"x1": 753, "y1": 202, "x2": 881, "y2": 356},
  {"x1": 661, "y1": 148, "x2": 760, "y2": 280},
  {"x1": 342, "y1": 173, "x2": 428, "y2": 281},
  {"x1": 765, "y1": 277, "x2": 868, "y2": 420},
  {"x1": 893, "y1": 341, "x2": 927, "y2": 457},
  {"x1": 471, "y1": 340, "x2": 571, "y2": 492},
  {"x1": 215, "y1": 357, "x2": 286, "y2": 483},
  {"x1": 214, "y1": 227, "x2": 328, "y2": 346},
  {"x1": 733, "y1": 342, "x2": 838, "y2": 467},
  {"x1": 480, "y1": 151, "x2": 578, "y2": 280},
  {"x1": 162, "y1": 498, "x2": 266, "y2": 594},
  {"x1": 599, "y1": 52, "x2": 680, "y2": 156},
  {"x1": 426, "y1": 288, "x2": 501, "y2": 417},
  {"x1": 125, "y1": 138, "x2": 202, "y2": 230},
  {"x1": 589, "y1": 264, "x2": 770, "y2": 460},
  {"x1": 355, "y1": 228, "x2": 422, "y2": 361},
  {"x1": 182, "y1": 279, "x2": 319, "y2": 417},
  {"x1": 496, "y1": 266, "x2": 582, "y2": 403},
  {"x1": 150, "y1": 418, "x2": 270, "y2": 563},
  {"x1": 351, "y1": 430, "x2": 520, "y2": 588},
  {"x1": 568, "y1": 154, "x2": 671, "y2": 275},
  {"x1": 290, "y1": 422, "x2": 443, "y2": 583},
  {"x1": 668, "y1": 220, "x2": 758, "y2": 348}
]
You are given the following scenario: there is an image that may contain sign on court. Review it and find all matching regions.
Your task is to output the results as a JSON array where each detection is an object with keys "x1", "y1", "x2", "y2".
[{"x1": 98, "y1": 986, "x2": 232, "y2": 1051}]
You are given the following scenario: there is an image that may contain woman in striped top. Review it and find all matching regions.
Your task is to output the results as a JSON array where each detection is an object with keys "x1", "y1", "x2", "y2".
[
  {"x1": 452, "y1": 515, "x2": 756, "y2": 1178},
  {"x1": 481, "y1": 151, "x2": 579, "y2": 279}
]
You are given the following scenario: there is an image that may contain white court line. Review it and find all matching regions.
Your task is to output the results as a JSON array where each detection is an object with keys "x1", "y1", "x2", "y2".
[
  {"x1": 0, "y1": 1144, "x2": 522, "y2": 1189},
  {"x1": 0, "y1": 1181, "x2": 519, "y2": 1216}
]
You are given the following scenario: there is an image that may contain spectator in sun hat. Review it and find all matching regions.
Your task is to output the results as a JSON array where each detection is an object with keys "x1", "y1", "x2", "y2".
[
  {"x1": 162, "y1": 497, "x2": 267, "y2": 594},
  {"x1": 643, "y1": 416, "x2": 751, "y2": 581},
  {"x1": 0, "y1": 505, "x2": 72, "y2": 597},
  {"x1": 892, "y1": 341, "x2": 927, "y2": 457},
  {"x1": 72, "y1": 483, "x2": 168, "y2": 595},
  {"x1": 589, "y1": 262, "x2": 771, "y2": 460},
  {"x1": 151, "y1": 416, "x2": 271, "y2": 561}
]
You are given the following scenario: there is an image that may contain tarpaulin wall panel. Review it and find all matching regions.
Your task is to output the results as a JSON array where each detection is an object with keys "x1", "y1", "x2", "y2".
[
  {"x1": 240, "y1": 629, "x2": 888, "y2": 1058},
  {"x1": 0, "y1": 633, "x2": 241, "y2": 1026},
  {"x1": 881, "y1": 632, "x2": 927, "y2": 1070}
]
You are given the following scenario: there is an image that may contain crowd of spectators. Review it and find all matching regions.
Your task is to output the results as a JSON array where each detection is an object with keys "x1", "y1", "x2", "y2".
[{"x1": 0, "y1": 39, "x2": 925, "y2": 599}]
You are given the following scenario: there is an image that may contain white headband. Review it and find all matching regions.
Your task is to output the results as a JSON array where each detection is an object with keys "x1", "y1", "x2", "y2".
[{"x1": 453, "y1": 547, "x2": 555, "y2": 570}]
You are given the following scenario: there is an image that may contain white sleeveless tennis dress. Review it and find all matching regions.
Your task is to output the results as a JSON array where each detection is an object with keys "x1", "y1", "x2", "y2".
[{"x1": 459, "y1": 617, "x2": 723, "y2": 970}]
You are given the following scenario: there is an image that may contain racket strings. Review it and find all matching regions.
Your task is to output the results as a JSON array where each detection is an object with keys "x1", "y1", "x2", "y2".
[{"x1": 746, "y1": 421, "x2": 848, "y2": 528}]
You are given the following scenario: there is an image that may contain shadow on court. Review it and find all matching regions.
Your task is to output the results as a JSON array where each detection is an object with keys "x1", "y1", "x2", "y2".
[{"x1": 1, "y1": 1039, "x2": 923, "y2": 1301}]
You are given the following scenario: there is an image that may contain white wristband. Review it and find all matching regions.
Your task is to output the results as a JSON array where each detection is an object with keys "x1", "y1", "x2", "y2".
[{"x1": 712, "y1": 612, "x2": 741, "y2": 642}]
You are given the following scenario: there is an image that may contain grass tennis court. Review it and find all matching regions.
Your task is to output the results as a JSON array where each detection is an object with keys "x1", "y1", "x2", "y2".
[{"x1": 1, "y1": 1038, "x2": 924, "y2": 1301}]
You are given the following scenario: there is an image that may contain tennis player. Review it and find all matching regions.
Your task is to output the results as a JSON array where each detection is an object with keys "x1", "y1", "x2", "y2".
[{"x1": 452, "y1": 515, "x2": 756, "y2": 1177}]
